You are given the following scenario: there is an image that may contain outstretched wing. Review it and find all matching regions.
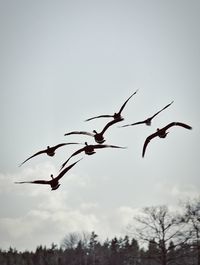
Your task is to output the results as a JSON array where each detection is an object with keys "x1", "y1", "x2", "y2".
[
  {"x1": 53, "y1": 142, "x2": 80, "y2": 150},
  {"x1": 122, "y1": 101, "x2": 174, "y2": 128},
  {"x1": 56, "y1": 158, "x2": 83, "y2": 181},
  {"x1": 101, "y1": 118, "x2": 123, "y2": 134},
  {"x1": 60, "y1": 148, "x2": 85, "y2": 170},
  {"x1": 19, "y1": 150, "x2": 47, "y2": 167},
  {"x1": 118, "y1": 89, "x2": 138, "y2": 115},
  {"x1": 150, "y1": 101, "x2": 174, "y2": 120},
  {"x1": 175, "y1": 122, "x2": 192, "y2": 130},
  {"x1": 15, "y1": 180, "x2": 50, "y2": 185},
  {"x1": 121, "y1": 120, "x2": 146, "y2": 127},
  {"x1": 142, "y1": 131, "x2": 159, "y2": 157},
  {"x1": 93, "y1": 144, "x2": 126, "y2": 149},
  {"x1": 64, "y1": 131, "x2": 94, "y2": 137},
  {"x1": 85, "y1": 90, "x2": 138, "y2": 121},
  {"x1": 85, "y1": 114, "x2": 114, "y2": 122},
  {"x1": 161, "y1": 122, "x2": 192, "y2": 131}
]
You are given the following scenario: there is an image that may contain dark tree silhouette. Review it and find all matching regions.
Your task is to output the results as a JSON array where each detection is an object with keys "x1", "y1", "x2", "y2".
[
  {"x1": 128, "y1": 205, "x2": 190, "y2": 265},
  {"x1": 0, "y1": 216, "x2": 198, "y2": 265},
  {"x1": 182, "y1": 198, "x2": 200, "y2": 265}
]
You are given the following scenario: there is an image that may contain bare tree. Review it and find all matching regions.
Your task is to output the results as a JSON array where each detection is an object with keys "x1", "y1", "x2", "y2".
[
  {"x1": 182, "y1": 198, "x2": 200, "y2": 265},
  {"x1": 61, "y1": 231, "x2": 90, "y2": 250},
  {"x1": 128, "y1": 205, "x2": 190, "y2": 265}
]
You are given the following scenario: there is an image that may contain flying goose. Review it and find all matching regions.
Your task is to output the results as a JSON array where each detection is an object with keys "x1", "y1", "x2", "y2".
[
  {"x1": 60, "y1": 142, "x2": 126, "y2": 170},
  {"x1": 64, "y1": 118, "x2": 123, "y2": 144},
  {"x1": 142, "y1": 122, "x2": 192, "y2": 157},
  {"x1": 15, "y1": 159, "x2": 82, "y2": 190},
  {"x1": 19, "y1": 142, "x2": 80, "y2": 167},
  {"x1": 85, "y1": 90, "x2": 138, "y2": 122},
  {"x1": 121, "y1": 101, "x2": 174, "y2": 127}
]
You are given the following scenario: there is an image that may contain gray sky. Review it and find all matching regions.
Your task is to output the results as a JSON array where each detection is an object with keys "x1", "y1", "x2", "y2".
[{"x1": 0, "y1": 0, "x2": 199, "y2": 251}]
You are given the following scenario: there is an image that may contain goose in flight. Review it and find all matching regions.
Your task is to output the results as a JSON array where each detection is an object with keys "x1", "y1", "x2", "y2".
[
  {"x1": 121, "y1": 101, "x2": 174, "y2": 127},
  {"x1": 64, "y1": 118, "x2": 123, "y2": 144},
  {"x1": 60, "y1": 142, "x2": 126, "y2": 170},
  {"x1": 142, "y1": 122, "x2": 192, "y2": 157},
  {"x1": 15, "y1": 159, "x2": 82, "y2": 190},
  {"x1": 19, "y1": 142, "x2": 80, "y2": 167},
  {"x1": 85, "y1": 90, "x2": 138, "y2": 122}
]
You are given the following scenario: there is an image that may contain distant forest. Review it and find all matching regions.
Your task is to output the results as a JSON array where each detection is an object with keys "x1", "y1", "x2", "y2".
[{"x1": 1, "y1": 199, "x2": 200, "y2": 265}]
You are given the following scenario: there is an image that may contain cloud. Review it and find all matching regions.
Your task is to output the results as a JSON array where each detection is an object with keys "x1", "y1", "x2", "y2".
[
  {"x1": 0, "y1": 163, "x2": 105, "y2": 251},
  {"x1": 1, "y1": 163, "x2": 199, "y2": 251},
  {"x1": 0, "y1": 163, "x2": 93, "y2": 250},
  {"x1": 0, "y1": 171, "x2": 140, "y2": 251},
  {"x1": 0, "y1": 204, "x2": 100, "y2": 251},
  {"x1": 154, "y1": 180, "x2": 200, "y2": 205},
  {"x1": 170, "y1": 184, "x2": 199, "y2": 199},
  {"x1": 0, "y1": 162, "x2": 56, "y2": 194}
]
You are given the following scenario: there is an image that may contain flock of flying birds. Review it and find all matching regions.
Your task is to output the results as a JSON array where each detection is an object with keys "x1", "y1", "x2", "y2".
[{"x1": 16, "y1": 90, "x2": 192, "y2": 190}]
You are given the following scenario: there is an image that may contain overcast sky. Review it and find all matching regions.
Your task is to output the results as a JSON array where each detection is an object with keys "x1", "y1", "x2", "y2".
[{"x1": 0, "y1": 0, "x2": 200, "y2": 251}]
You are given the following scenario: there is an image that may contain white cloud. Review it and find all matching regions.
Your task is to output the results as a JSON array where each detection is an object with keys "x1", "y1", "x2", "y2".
[
  {"x1": 0, "y1": 164, "x2": 101, "y2": 251},
  {"x1": 0, "y1": 160, "x2": 199, "y2": 251},
  {"x1": 0, "y1": 165, "x2": 141, "y2": 251},
  {"x1": 171, "y1": 185, "x2": 199, "y2": 199},
  {"x1": 154, "y1": 180, "x2": 200, "y2": 205},
  {"x1": 0, "y1": 205, "x2": 101, "y2": 251},
  {"x1": 0, "y1": 162, "x2": 56, "y2": 194}
]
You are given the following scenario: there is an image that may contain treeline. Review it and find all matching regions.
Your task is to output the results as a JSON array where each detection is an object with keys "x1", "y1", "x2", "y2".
[
  {"x1": 0, "y1": 234, "x2": 198, "y2": 265},
  {"x1": 1, "y1": 198, "x2": 200, "y2": 265}
]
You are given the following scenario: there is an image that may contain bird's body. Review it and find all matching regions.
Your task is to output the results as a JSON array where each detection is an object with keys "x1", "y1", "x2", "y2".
[
  {"x1": 19, "y1": 143, "x2": 80, "y2": 166},
  {"x1": 65, "y1": 118, "x2": 123, "y2": 144},
  {"x1": 85, "y1": 90, "x2": 138, "y2": 122},
  {"x1": 142, "y1": 122, "x2": 192, "y2": 157},
  {"x1": 15, "y1": 159, "x2": 82, "y2": 190},
  {"x1": 60, "y1": 142, "x2": 126, "y2": 170},
  {"x1": 121, "y1": 101, "x2": 174, "y2": 127}
]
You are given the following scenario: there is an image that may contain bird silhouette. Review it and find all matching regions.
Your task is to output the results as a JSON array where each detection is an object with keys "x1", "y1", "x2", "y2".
[
  {"x1": 85, "y1": 90, "x2": 138, "y2": 122},
  {"x1": 19, "y1": 143, "x2": 80, "y2": 167},
  {"x1": 15, "y1": 159, "x2": 82, "y2": 190},
  {"x1": 64, "y1": 118, "x2": 123, "y2": 144},
  {"x1": 60, "y1": 142, "x2": 126, "y2": 170},
  {"x1": 121, "y1": 101, "x2": 174, "y2": 127},
  {"x1": 142, "y1": 122, "x2": 192, "y2": 157}
]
